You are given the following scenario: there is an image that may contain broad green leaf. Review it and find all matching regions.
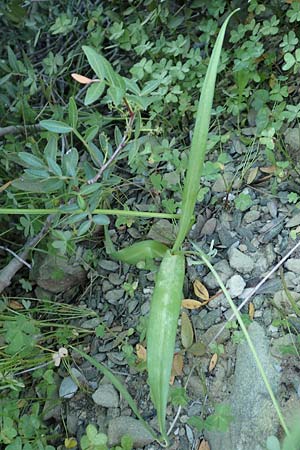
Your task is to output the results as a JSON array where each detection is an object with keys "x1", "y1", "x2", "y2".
[
  {"x1": 18, "y1": 152, "x2": 45, "y2": 169},
  {"x1": 46, "y1": 157, "x2": 62, "y2": 176},
  {"x1": 79, "y1": 183, "x2": 101, "y2": 195},
  {"x1": 24, "y1": 168, "x2": 50, "y2": 179},
  {"x1": 40, "y1": 120, "x2": 73, "y2": 134},
  {"x1": 12, "y1": 178, "x2": 64, "y2": 193},
  {"x1": 92, "y1": 214, "x2": 110, "y2": 225},
  {"x1": 77, "y1": 220, "x2": 92, "y2": 236},
  {"x1": 108, "y1": 85, "x2": 125, "y2": 106},
  {"x1": 68, "y1": 96, "x2": 78, "y2": 128},
  {"x1": 82, "y1": 46, "x2": 125, "y2": 89},
  {"x1": 84, "y1": 81, "x2": 105, "y2": 106},
  {"x1": 44, "y1": 135, "x2": 58, "y2": 161},
  {"x1": 147, "y1": 251, "x2": 185, "y2": 441},
  {"x1": 172, "y1": 9, "x2": 239, "y2": 252},
  {"x1": 141, "y1": 79, "x2": 162, "y2": 96},
  {"x1": 7, "y1": 45, "x2": 20, "y2": 72},
  {"x1": 84, "y1": 125, "x2": 99, "y2": 142},
  {"x1": 110, "y1": 240, "x2": 168, "y2": 265},
  {"x1": 63, "y1": 148, "x2": 78, "y2": 177},
  {"x1": 266, "y1": 436, "x2": 281, "y2": 450}
]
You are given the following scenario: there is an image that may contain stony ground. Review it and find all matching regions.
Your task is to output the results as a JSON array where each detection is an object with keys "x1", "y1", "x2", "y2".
[{"x1": 33, "y1": 128, "x2": 300, "y2": 450}]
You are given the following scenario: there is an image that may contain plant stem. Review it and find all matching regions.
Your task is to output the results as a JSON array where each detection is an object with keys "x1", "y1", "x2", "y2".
[{"x1": 0, "y1": 208, "x2": 180, "y2": 219}]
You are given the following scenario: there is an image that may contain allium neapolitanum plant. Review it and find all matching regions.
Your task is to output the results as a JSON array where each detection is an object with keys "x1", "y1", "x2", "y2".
[{"x1": 1, "y1": 7, "x2": 292, "y2": 448}]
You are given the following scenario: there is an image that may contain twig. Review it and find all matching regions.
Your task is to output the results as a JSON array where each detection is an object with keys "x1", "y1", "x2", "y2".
[
  {"x1": 0, "y1": 246, "x2": 31, "y2": 269},
  {"x1": 209, "y1": 239, "x2": 300, "y2": 346},
  {"x1": 0, "y1": 214, "x2": 55, "y2": 293},
  {"x1": 0, "y1": 124, "x2": 42, "y2": 138},
  {"x1": 88, "y1": 111, "x2": 135, "y2": 184}
]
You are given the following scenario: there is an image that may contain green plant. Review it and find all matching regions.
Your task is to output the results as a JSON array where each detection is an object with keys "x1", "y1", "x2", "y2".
[{"x1": 80, "y1": 425, "x2": 133, "y2": 450}]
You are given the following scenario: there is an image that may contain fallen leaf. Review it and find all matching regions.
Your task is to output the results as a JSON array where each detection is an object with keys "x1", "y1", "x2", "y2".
[
  {"x1": 260, "y1": 165, "x2": 276, "y2": 174},
  {"x1": 171, "y1": 352, "x2": 184, "y2": 377},
  {"x1": 181, "y1": 311, "x2": 194, "y2": 349},
  {"x1": 71, "y1": 73, "x2": 94, "y2": 84},
  {"x1": 247, "y1": 166, "x2": 258, "y2": 184},
  {"x1": 136, "y1": 343, "x2": 147, "y2": 362},
  {"x1": 189, "y1": 341, "x2": 206, "y2": 356},
  {"x1": 64, "y1": 437, "x2": 77, "y2": 449},
  {"x1": 193, "y1": 280, "x2": 209, "y2": 301},
  {"x1": 8, "y1": 300, "x2": 24, "y2": 310},
  {"x1": 182, "y1": 299, "x2": 203, "y2": 309},
  {"x1": 198, "y1": 440, "x2": 210, "y2": 450},
  {"x1": 208, "y1": 353, "x2": 218, "y2": 372},
  {"x1": 249, "y1": 302, "x2": 255, "y2": 320}
]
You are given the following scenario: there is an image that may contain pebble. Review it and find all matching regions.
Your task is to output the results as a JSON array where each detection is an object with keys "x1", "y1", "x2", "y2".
[
  {"x1": 105, "y1": 289, "x2": 124, "y2": 304},
  {"x1": 108, "y1": 416, "x2": 154, "y2": 447},
  {"x1": 286, "y1": 212, "x2": 300, "y2": 228},
  {"x1": 201, "y1": 217, "x2": 217, "y2": 236},
  {"x1": 81, "y1": 318, "x2": 101, "y2": 329},
  {"x1": 59, "y1": 368, "x2": 84, "y2": 399},
  {"x1": 108, "y1": 273, "x2": 124, "y2": 285},
  {"x1": 243, "y1": 210, "x2": 260, "y2": 224},
  {"x1": 285, "y1": 258, "x2": 300, "y2": 274},
  {"x1": 217, "y1": 226, "x2": 238, "y2": 247},
  {"x1": 98, "y1": 260, "x2": 120, "y2": 271},
  {"x1": 267, "y1": 200, "x2": 278, "y2": 218},
  {"x1": 259, "y1": 218, "x2": 284, "y2": 243},
  {"x1": 228, "y1": 247, "x2": 254, "y2": 274},
  {"x1": 226, "y1": 274, "x2": 246, "y2": 298},
  {"x1": 92, "y1": 384, "x2": 119, "y2": 408},
  {"x1": 203, "y1": 259, "x2": 233, "y2": 289}
]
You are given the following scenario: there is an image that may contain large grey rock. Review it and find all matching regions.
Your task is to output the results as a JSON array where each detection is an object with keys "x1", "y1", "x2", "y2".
[
  {"x1": 206, "y1": 322, "x2": 280, "y2": 450},
  {"x1": 226, "y1": 274, "x2": 246, "y2": 298},
  {"x1": 30, "y1": 254, "x2": 86, "y2": 293},
  {"x1": 228, "y1": 247, "x2": 254, "y2": 274},
  {"x1": 108, "y1": 416, "x2": 154, "y2": 448},
  {"x1": 203, "y1": 259, "x2": 233, "y2": 289}
]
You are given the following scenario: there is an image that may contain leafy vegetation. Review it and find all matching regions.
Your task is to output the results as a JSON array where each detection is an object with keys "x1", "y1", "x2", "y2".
[{"x1": 2, "y1": 0, "x2": 300, "y2": 448}]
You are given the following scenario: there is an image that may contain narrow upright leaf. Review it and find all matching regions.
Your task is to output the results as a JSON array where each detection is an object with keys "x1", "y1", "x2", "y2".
[{"x1": 68, "y1": 97, "x2": 78, "y2": 128}]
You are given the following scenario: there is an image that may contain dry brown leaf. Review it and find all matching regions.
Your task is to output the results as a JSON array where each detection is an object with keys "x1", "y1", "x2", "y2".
[
  {"x1": 8, "y1": 300, "x2": 24, "y2": 310},
  {"x1": 198, "y1": 440, "x2": 210, "y2": 450},
  {"x1": 136, "y1": 344, "x2": 147, "y2": 362},
  {"x1": 208, "y1": 353, "x2": 218, "y2": 372},
  {"x1": 71, "y1": 73, "x2": 94, "y2": 84},
  {"x1": 193, "y1": 279, "x2": 209, "y2": 301},
  {"x1": 171, "y1": 352, "x2": 184, "y2": 377},
  {"x1": 249, "y1": 302, "x2": 255, "y2": 321},
  {"x1": 260, "y1": 165, "x2": 276, "y2": 174},
  {"x1": 247, "y1": 166, "x2": 258, "y2": 185},
  {"x1": 182, "y1": 299, "x2": 203, "y2": 309},
  {"x1": 181, "y1": 311, "x2": 194, "y2": 349}
]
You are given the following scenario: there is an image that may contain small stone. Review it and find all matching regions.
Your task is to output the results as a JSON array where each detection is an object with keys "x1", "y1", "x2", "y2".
[
  {"x1": 92, "y1": 384, "x2": 119, "y2": 408},
  {"x1": 108, "y1": 273, "x2": 124, "y2": 285},
  {"x1": 228, "y1": 247, "x2": 254, "y2": 274},
  {"x1": 102, "y1": 280, "x2": 113, "y2": 293},
  {"x1": 243, "y1": 210, "x2": 260, "y2": 224},
  {"x1": 284, "y1": 127, "x2": 300, "y2": 151},
  {"x1": 201, "y1": 323, "x2": 230, "y2": 345},
  {"x1": 286, "y1": 213, "x2": 300, "y2": 228},
  {"x1": 59, "y1": 368, "x2": 84, "y2": 399},
  {"x1": 201, "y1": 218, "x2": 217, "y2": 236},
  {"x1": 147, "y1": 219, "x2": 176, "y2": 245},
  {"x1": 105, "y1": 289, "x2": 124, "y2": 304},
  {"x1": 285, "y1": 258, "x2": 300, "y2": 274},
  {"x1": 267, "y1": 200, "x2": 278, "y2": 218},
  {"x1": 273, "y1": 290, "x2": 300, "y2": 311},
  {"x1": 81, "y1": 318, "x2": 101, "y2": 329},
  {"x1": 108, "y1": 416, "x2": 154, "y2": 448},
  {"x1": 203, "y1": 260, "x2": 233, "y2": 289},
  {"x1": 212, "y1": 172, "x2": 234, "y2": 193},
  {"x1": 98, "y1": 260, "x2": 120, "y2": 271},
  {"x1": 226, "y1": 274, "x2": 246, "y2": 298}
]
